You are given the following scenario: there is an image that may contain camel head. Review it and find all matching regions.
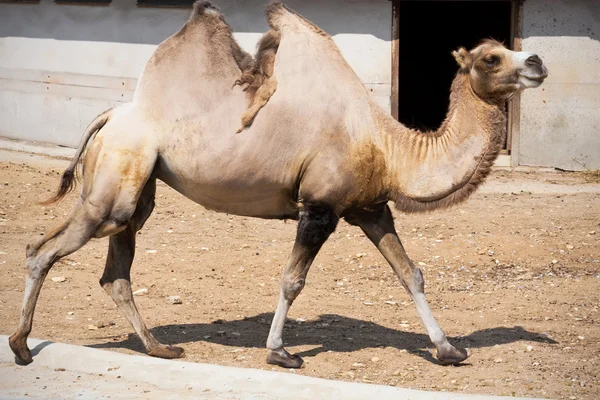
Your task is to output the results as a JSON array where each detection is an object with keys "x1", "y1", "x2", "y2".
[{"x1": 452, "y1": 39, "x2": 548, "y2": 102}]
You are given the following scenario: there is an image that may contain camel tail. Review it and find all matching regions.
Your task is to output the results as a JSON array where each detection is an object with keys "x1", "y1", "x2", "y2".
[{"x1": 40, "y1": 108, "x2": 113, "y2": 205}]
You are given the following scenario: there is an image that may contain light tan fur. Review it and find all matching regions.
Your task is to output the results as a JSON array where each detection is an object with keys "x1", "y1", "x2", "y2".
[{"x1": 10, "y1": 1, "x2": 547, "y2": 368}]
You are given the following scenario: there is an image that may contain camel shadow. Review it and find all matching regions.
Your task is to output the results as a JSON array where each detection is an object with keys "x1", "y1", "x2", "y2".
[{"x1": 88, "y1": 313, "x2": 557, "y2": 365}]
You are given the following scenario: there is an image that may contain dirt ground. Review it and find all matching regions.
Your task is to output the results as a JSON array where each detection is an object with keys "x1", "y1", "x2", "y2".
[{"x1": 0, "y1": 154, "x2": 598, "y2": 400}]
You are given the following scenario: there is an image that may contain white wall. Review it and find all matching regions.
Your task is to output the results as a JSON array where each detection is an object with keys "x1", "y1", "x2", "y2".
[
  {"x1": 520, "y1": 0, "x2": 600, "y2": 170},
  {"x1": 0, "y1": 0, "x2": 391, "y2": 147}
]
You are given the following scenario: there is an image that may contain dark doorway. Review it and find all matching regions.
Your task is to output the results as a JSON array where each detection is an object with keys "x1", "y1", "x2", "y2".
[{"x1": 397, "y1": 1, "x2": 512, "y2": 132}]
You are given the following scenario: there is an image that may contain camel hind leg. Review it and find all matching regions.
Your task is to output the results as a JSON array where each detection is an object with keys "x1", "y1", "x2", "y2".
[
  {"x1": 9, "y1": 206, "x2": 99, "y2": 363},
  {"x1": 99, "y1": 178, "x2": 184, "y2": 359},
  {"x1": 9, "y1": 126, "x2": 158, "y2": 364}
]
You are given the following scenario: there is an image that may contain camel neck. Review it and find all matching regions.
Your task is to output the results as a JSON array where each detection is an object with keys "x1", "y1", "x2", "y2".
[{"x1": 380, "y1": 72, "x2": 506, "y2": 213}]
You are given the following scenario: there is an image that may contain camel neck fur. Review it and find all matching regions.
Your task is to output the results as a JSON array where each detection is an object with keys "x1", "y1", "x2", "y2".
[{"x1": 380, "y1": 72, "x2": 506, "y2": 213}]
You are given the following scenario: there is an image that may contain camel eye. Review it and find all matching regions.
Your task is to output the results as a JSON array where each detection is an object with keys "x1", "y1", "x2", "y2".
[{"x1": 484, "y1": 55, "x2": 499, "y2": 68}]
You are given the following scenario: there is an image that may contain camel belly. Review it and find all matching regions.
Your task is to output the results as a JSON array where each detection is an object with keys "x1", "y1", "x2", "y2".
[{"x1": 155, "y1": 162, "x2": 300, "y2": 219}]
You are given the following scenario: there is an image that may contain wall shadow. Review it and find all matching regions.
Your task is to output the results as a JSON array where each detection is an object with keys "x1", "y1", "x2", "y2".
[{"x1": 88, "y1": 312, "x2": 558, "y2": 365}]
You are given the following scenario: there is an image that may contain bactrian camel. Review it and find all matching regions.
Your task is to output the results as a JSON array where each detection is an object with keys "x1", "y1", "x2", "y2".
[{"x1": 10, "y1": 1, "x2": 548, "y2": 368}]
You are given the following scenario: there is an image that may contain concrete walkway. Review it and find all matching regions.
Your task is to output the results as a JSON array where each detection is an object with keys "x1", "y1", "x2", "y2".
[{"x1": 0, "y1": 336, "x2": 544, "y2": 400}]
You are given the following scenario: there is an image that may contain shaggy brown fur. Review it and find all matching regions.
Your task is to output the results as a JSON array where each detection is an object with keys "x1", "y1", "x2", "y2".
[
  {"x1": 235, "y1": 1, "x2": 334, "y2": 132},
  {"x1": 189, "y1": 1, "x2": 255, "y2": 76},
  {"x1": 235, "y1": 29, "x2": 281, "y2": 132}
]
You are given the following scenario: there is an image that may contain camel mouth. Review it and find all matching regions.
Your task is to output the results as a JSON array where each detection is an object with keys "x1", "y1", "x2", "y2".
[
  {"x1": 518, "y1": 67, "x2": 548, "y2": 88},
  {"x1": 519, "y1": 65, "x2": 549, "y2": 83},
  {"x1": 521, "y1": 74, "x2": 547, "y2": 83}
]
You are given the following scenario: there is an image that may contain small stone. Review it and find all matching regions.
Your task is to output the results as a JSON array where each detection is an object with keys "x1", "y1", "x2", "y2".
[
  {"x1": 87, "y1": 325, "x2": 99, "y2": 331},
  {"x1": 200, "y1": 247, "x2": 209, "y2": 251},
  {"x1": 551, "y1": 259, "x2": 558, "y2": 264},
  {"x1": 146, "y1": 250, "x2": 157, "y2": 254},
  {"x1": 295, "y1": 318, "x2": 306, "y2": 323},
  {"x1": 231, "y1": 332, "x2": 241, "y2": 336},
  {"x1": 203, "y1": 335, "x2": 211, "y2": 339},
  {"x1": 418, "y1": 262, "x2": 427, "y2": 266},
  {"x1": 526, "y1": 345, "x2": 533, "y2": 352},
  {"x1": 51, "y1": 276, "x2": 66, "y2": 282},
  {"x1": 67, "y1": 311, "x2": 74, "y2": 315},
  {"x1": 385, "y1": 300, "x2": 397, "y2": 305},
  {"x1": 487, "y1": 250, "x2": 495, "y2": 256},
  {"x1": 133, "y1": 288, "x2": 148, "y2": 296},
  {"x1": 392, "y1": 369, "x2": 402, "y2": 376},
  {"x1": 370, "y1": 357, "x2": 380, "y2": 363},
  {"x1": 589, "y1": 231, "x2": 596, "y2": 235},
  {"x1": 578, "y1": 336, "x2": 585, "y2": 341},
  {"x1": 566, "y1": 244, "x2": 574, "y2": 250},
  {"x1": 494, "y1": 358, "x2": 503, "y2": 363},
  {"x1": 167, "y1": 295, "x2": 182, "y2": 305},
  {"x1": 351, "y1": 363, "x2": 364, "y2": 369}
]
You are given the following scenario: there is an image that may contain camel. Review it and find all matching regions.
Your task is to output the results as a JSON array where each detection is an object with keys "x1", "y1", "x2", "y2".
[{"x1": 9, "y1": 1, "x2": 548, "y2": 369}]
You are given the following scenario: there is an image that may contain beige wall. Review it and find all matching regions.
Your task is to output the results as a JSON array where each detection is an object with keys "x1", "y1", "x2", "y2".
[{"x1": 520, "y1": 0, "x2": 600, "y2": 170}]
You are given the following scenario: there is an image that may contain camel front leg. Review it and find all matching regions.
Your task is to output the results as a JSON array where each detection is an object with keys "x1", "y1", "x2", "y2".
[
  {"x1": 266, "y1": 205, "x2": 338, "y2": 368},
  {"x1": 346, "y1": 205, "x2": 469, "y2": 365}
]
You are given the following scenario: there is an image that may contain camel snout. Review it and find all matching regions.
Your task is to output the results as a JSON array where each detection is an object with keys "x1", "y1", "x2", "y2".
[
  {"x1": 525, "y1": 54, "x2": 542, "y2": 67},
  {"x1": 524, "y1": 54, "x2": 548, "y2": 81}
]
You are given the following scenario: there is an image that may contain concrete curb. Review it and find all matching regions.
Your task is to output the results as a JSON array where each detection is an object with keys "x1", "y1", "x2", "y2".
[
  {"x1": 0, "y1": 137, "x2": 75, "y2": 160},
  {"x1": 0, "y1": 336, "x2": 544, "y2": 400}
]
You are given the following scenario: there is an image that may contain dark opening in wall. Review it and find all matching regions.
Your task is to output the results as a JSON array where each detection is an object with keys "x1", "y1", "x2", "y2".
[{"x1": 397, "y1": 1, "x2": 512, "y2": 132}]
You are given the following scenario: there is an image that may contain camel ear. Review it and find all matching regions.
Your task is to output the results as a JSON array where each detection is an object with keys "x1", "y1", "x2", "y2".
[{"x1": 452, "y1": 47, "x2": 472, "y2": 71}]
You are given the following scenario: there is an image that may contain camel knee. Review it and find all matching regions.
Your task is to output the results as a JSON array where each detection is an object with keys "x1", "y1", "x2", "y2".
[
  {"x1": 396, "y1": 264, "x2": 425, "y2": 294},
  {"x1": 100, "y1": 279, "x2": 132, "y2": 303},
  {"x1": 402, "y1": 265, "x2": 425, "y2": 294},
  {"x1": 24, "y1": 244, "x2": 55, "y2": 280},
  {"x1": 282, "y1": 277, "x2": 306, "y2": 302},
  {"x1": 412, "y1": 266, "x2": 425, "y2": 293}
]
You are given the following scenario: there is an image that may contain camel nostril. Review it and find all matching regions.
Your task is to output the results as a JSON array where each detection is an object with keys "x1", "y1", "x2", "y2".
[{"x1": 526, "y1": 55, "x2": 542, "y2": 67}]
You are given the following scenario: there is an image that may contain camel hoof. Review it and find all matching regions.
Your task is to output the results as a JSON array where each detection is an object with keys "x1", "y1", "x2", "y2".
[
  {"x1": 436, "y1": 346, "x2": 469, "y2": 365},
  {"x1": 9, "y1": 334, "x2": 33, "y2": 365},
  {"x1": 267, "y1": 348, "x2": 304, "y2": 369},
  {"x1": 148, "y1": 344, "x2": 185, "y2": 359}
]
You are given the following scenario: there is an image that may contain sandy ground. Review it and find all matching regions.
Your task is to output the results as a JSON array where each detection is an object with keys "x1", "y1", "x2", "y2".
[{"x1": 0, "y1": 153, "x2": 598, "y2": 399}]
